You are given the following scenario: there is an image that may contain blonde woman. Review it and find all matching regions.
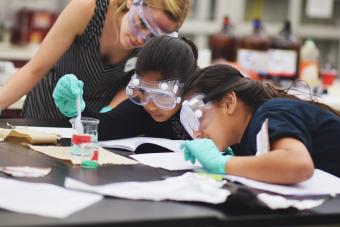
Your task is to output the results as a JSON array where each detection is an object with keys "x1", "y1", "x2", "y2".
[{"x1": 0, "y1": 0, "x2": 191, "y2": 119}]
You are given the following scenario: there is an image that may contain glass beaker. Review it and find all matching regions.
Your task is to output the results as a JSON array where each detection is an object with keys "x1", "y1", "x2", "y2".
[{"x1": 69, "y1": 117, "x2": 99, "y2": 156}]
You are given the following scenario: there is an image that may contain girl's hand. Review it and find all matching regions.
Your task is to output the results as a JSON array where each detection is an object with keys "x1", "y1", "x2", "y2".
[{"x1": 180, "y1": 138, "x2": 232, "y2": 174}]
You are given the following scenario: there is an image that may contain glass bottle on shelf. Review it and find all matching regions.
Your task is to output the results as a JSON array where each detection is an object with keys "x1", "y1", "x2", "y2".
[
  {"x1": 237, "y1": 18, "x2": 271, "y2": 78},
  {"x1": 268, "y1": 20, "x2": 300, "y2": 79},
  {"x1": 299, "y1": 39, "x2": 320, "y2": 89},
  {"x1": 209, "y1": 16, "x2": 238, "y2": 62}
]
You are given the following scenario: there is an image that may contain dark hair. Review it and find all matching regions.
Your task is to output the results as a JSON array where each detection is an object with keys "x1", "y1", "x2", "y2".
[
  {"x1": 184, "y1": 64, "x2": 340, "y2": 116},
  {"x1": 135, "y1": 35, "x2": 198, "y2": 82}
]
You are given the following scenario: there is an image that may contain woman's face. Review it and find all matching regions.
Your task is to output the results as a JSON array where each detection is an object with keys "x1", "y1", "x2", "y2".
[
  {"x1": 193, "y1": 101, "x2": 232, "y2": 151},
  {"x1": 140, "y1": 72, "x2": 181, "y2": 122},
  {"x1": 120, "y1": 3, "x2": 178, "y2": 49}
]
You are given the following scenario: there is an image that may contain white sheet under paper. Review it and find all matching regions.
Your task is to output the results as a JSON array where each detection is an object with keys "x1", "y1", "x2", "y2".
[
  {"x1": 257, "y1": 193, "x2": 325, "y2": 210},
  {"x1": 16, "y1": 126, "x2": 73, "y2": 138},
  {"x1": 0, "y1": 166, "x2": 51, "y2": 178},
  {"x1": 99, "y1": 137, "x2": 184, "y2": 153},
  {"x1": 65, "y1": 172, "x2": 230, "y2": 204},
  {"x1": 225, "y1": 169, "x2": 340, "y2": 196},
  {"x1": 130, "y1": 152, "x2": 202, "y2": 171},
  {"x1": 0, "y1": 177, "x2": 102, "y2": 218}
]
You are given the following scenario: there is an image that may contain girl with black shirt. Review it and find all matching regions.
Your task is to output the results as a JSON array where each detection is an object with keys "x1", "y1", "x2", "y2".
[
  {"x1": 180, "y1": 64, "x2": 340, "y2": 184},
  {"x1": 53, "y1": 36, "x2": 198, "y2": 141}
]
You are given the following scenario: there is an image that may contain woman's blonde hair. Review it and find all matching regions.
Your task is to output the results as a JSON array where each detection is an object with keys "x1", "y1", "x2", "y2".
[{"x1": 115, "y1": 0, "x2": 191, "y2": 29}]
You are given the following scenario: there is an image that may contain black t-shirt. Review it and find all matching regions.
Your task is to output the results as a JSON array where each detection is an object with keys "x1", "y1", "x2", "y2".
[
  {"x1": 232, "y1": 98, "x2": 340, "y2": 177},
  {"x1": 83, "y1": 99, "x2": 191, "y2": 141}
]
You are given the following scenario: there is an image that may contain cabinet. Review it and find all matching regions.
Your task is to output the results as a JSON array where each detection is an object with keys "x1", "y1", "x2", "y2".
[{"x1": 180, "y1": 0, "x2": 340, "y2": 73}]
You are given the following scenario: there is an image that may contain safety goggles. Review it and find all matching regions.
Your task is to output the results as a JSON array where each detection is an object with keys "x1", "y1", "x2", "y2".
[
  {"x1": 180, "y1": 77, "x2": 248, "y2": 138},
  {"x1": 128, "y1": 0, "x2": 178, "y2": 41},
  {"x1": 126, "y1": 74, "x2": 184, "y2": 110},
  {"x1": 180, "y1": 94, "x2": 214, "y2": 138}
]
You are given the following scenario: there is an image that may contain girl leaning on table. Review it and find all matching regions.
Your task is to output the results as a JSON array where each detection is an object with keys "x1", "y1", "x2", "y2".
[
  {"x1": 53, "y1": 35, "x2": 198, "y2": 142},
  {"x1": 0, "y1": 0, "x2": 191, "y2": 120},
  {"x1": 180, "y1": 64, "x2": 340, "y2": 185}
]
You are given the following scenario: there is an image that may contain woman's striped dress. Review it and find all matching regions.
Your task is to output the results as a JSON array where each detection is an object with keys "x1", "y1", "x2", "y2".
[{"x1": 23, "y1": 0, "x2": 139, "y2": 120}]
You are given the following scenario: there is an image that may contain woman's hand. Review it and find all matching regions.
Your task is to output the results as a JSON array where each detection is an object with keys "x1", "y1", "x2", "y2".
[{"x1": 53, "y1": 74, "x2": 85, "y2": 117}]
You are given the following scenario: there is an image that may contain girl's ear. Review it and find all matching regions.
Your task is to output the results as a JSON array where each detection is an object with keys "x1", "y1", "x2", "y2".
[{"x1": 222, "y1": 91, "x2": 237, "y2": 114}]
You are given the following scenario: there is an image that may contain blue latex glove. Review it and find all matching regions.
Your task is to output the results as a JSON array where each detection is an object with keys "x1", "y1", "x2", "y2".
[
  {"x1": 100, "y1": 106, "x2": 113, "y2": 113},
  {"x1": 180, "y1": 139, "x2": 233, "y2": 174},
  {"x1": 52, "y1": 74, "x2": 85, "y2": 117}
]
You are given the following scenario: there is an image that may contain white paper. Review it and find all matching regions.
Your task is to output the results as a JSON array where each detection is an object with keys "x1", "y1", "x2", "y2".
[
  {"x1": 65, "y1": 172, "x2": 230, "y2": 204},
  {"x1": 16, "y1": 126, "x2": 73, "y2": 138},
  {"x1": 225, "y1": 169, "x2": 340, "y2": 196},
  {"x1": 130, "y1": 152, "x2": 202, "y2": 171},
  {"x1": 28, "y1": 145, "x2": 138, "y2": 165},
  {"x1": 0, "y1": 177, "x2": 102, "y2": 218},
  {"x1": 99, "y1": 137, "x2": 184, "y2": 152},
  {"x1": 306, "y1": 0, "x2": 334, "y2": 18}
]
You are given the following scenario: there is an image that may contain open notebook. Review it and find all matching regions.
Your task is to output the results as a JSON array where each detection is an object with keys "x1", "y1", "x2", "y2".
[
  {"x1": 99, "y1": 137, "x2": 197, "y2": 171},
  {"x1": 99, "y1": 137, "x2": 184, "y2": 153}
]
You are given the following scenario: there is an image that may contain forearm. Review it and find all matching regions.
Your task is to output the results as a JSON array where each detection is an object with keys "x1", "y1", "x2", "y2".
[{"x1": 227, "y1": 149, "x2": 314, "y2": 185}]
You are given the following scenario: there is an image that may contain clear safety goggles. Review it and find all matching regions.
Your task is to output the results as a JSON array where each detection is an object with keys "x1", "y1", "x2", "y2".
[
  {"x1": 126, "y1": 74, "x2": 183, "y2": 110},
  {"x1": 180, "y1": 94, "x2": 214, "y2": 138},
  {"x1": 128, "y1": 0, "x2": 178, "y2": 41}
]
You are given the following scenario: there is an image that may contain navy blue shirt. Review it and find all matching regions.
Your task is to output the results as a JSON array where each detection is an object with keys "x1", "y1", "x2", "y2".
[{"x1": 232, "y1": 98, "x2": 340, "y2": 177}]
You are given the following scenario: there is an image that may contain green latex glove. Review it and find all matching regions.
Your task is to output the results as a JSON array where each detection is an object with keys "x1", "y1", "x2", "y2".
[
  {"x1": 100, "y1": 106, "x2": 113, "y2": 113},
  {"x1": 52, "y1": 74, "x2": 85, "y2": 117},
  {"x1": 180, "y1": 139, "x2": 232, "y2": 175}
]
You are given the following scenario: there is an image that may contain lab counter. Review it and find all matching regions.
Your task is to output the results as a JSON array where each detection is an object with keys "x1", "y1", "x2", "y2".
[{"x1": 1, "y1": 118, "x2": 340, "y2": 227}]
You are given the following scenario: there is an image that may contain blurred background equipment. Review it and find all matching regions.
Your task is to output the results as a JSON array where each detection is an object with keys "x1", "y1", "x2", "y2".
[
  {"x1": 237, "y1": 18, "x2": 271, "y2": 78},
  {"x1": 0, "y1": 61, "x2": 15, "y2": 86},
  {"x1": 268, "y1": 20, "x2": 300, "y2": 79},
  {"x1": 209, "y1": 16, "x2": 238, "y2": 62},
  {"x1": 11, "y1": 9, "x2": 57, "y2": 45},
  {"x1": 299, "y1": 39, "x2": 320, "y2": 89}
]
